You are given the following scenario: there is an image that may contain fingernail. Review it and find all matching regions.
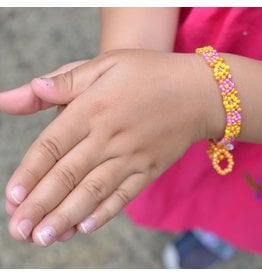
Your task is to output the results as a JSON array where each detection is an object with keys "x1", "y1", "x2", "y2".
[
  {"x1": 10, "y1": 186, "x2": 27, "y2": 204},
  {"x1": 37, "y1": 226, "x2": 56, "y2": 247},
  {"x1": 34, "y1": 77, "x2": 54, "y2": 88},
  {"x1": 17, "y1": 219, "x2": 33, "y2": 240},
  {"x1": 80, "y1": 216, "x2": 96, "y2": 234}
]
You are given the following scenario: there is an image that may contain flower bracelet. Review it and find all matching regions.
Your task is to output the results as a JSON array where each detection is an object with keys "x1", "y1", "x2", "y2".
[{"x1": 196, "y1": 46, "x2": 242, "y2": 175}]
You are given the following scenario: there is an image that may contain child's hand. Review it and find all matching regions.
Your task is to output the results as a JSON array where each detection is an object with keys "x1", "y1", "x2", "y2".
[{"x1": 4, "y1": 49, "x2": 209, "y2": 246}]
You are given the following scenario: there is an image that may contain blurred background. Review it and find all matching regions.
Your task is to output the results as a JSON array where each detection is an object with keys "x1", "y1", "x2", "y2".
[{"x1": 0, "y1": 7, "x2": 262, "y2": 268}]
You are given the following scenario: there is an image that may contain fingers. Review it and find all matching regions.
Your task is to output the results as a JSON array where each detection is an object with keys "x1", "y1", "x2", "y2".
[
  {"x1": 6, "y1": 53, "x2": 121, "y2": 246},
  {"x1": 8, "y1": 132, "x2": 107, "y2": 241},
  {"x1": 0, "y1": 60, "x2": 87, "y2": 115},
  {"x1": 6, "y1": 104, "x2": 91, "y2": 207},
  {"x1": 77, "y1": 172, "x2": 148, "y2": 234},
  {"x1": 6, "y1": 55, "x2": 116, "y2": 207},
  {"x1": 6, "y1": 198, "x2": 77, "y2": 242},
  {"x1": 10, "y1": 155, "x2": 132, "y2": 246}
]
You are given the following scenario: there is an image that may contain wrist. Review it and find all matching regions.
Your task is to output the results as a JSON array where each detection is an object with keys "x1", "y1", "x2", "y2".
[
  {"x1": 194, "y1": 53, "x2": 227, "y2": 141},
  {"x1": 166, "y1": 53, "x2": 218, "y2": 144}
]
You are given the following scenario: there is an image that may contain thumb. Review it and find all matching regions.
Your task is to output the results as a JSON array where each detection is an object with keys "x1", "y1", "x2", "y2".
[{"x1": 31, "y1": 56, "x2": 115, "y2": 105}]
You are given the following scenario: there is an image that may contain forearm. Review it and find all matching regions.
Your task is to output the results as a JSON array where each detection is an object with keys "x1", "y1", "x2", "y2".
[
  {"x1": 197, "y1": 53, "x2": 262, "y2": 144},
  {"x1": 99, "y1": 8, "x2": 180, "y2": 53}
]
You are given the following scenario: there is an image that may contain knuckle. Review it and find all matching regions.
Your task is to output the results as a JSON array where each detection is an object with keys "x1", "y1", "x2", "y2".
[
  {"x1": 114, "y1": 188, "x2": 130, "y2": 206},
  {"x1": 29, "y1": 200, "x2": 47, "y2": 218},
  {"x1": 82, "y1": 178, "x2": 108, "y2": 202},
  {"x1": 102, "y1": 205, "x2": 115, "y2": 222},
  {"x1": 56, "y1": 212, "x2": 72, "y2": 229},
  {"x1": 37, "y1": 136, "x2": 62, "y2": 162},
  {"x1": 61, "y1": 70, "x2": 74, "y2": 93},
  {"x1": 53, "y1": 166, "x2": 78, "y2": 192},
  {"x1": 22, "y1": 166, "x2": 41, "y2": 183},
  {"x1": 88, "y1": 99, "x2": 110, "y2": 118}
]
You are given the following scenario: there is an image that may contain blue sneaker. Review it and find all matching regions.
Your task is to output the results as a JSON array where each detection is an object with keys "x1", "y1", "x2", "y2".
[{"x1": 162, "y1": 230, "x2": 236, "y2": 269}]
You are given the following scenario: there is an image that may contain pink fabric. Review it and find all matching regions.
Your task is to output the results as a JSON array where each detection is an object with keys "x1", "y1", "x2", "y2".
[{"x1": 124, "y1": 8, "x2": 262, "y2": 253}]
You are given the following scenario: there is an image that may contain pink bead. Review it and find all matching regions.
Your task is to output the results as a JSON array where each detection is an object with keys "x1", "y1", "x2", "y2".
[{"x1": 219, "y1": 78, "x2": 234, "y2": 93}]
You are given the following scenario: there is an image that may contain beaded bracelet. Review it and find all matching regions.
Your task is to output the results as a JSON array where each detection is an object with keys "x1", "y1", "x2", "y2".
[{"x1": 195, "y1": 46, "x2": 242, "y2": 175}]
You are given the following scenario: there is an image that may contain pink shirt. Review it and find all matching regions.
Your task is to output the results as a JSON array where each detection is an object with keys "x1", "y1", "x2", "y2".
[
  {"x1": 125, "y1": 8, "x2": 262, "y2": 253},
  {"x1": 175, "y1": 7, "x2": 262, "y2": 60}
]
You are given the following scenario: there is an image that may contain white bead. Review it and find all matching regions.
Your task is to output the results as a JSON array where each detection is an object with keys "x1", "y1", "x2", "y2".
[{"x1": 226, "y1": 143, "x2": 234, "y2": 151}]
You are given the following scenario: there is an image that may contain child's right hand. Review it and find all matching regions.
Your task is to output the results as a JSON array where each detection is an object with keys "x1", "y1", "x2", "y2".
[{"x1": 2, "y1": 49, "x2": 222, "y2": 247}]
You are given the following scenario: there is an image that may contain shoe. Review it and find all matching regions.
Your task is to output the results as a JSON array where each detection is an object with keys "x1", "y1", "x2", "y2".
[{"x1": 162, "y1": 231, "x2": 235, "y2": 269}]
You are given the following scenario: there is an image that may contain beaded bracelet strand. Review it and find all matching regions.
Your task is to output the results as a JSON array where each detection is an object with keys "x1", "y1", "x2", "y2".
[{"x1": 195, "y1": 46, "x2": 242, "y2": 175}]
